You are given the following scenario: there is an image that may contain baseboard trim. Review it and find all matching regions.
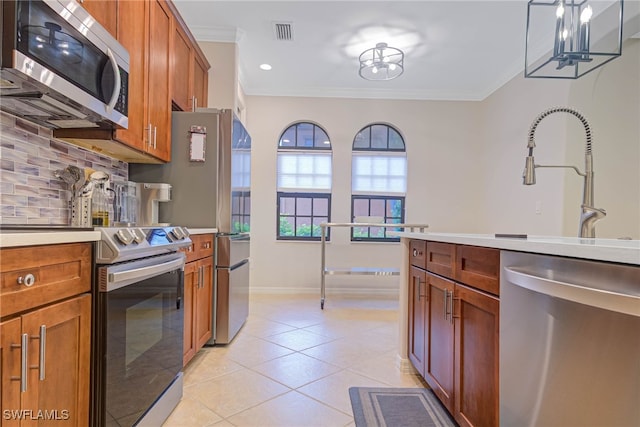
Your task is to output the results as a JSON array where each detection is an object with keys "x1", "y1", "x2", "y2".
[
  {"x1": 250, "y1": 287, "x2": 399, "y2": 297},
  {"x1": 396, "y1": 353, "x2": 418, "y2": 374}
]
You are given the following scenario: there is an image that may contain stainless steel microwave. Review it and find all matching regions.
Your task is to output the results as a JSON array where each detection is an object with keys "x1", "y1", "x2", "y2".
[{"x1": 0, "y1": 0, "x2": 129, "y2": 129}]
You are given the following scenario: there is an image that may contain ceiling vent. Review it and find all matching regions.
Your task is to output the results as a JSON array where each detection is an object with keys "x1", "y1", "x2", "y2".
[{"x1": 273, "y1": 22, "x2": 294, "y2": 41}]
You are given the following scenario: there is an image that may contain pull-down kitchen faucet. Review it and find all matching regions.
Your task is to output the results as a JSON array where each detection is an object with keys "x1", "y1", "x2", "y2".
[{"x1": 523, "y1": 106, "x2": 606, "y2": 238}]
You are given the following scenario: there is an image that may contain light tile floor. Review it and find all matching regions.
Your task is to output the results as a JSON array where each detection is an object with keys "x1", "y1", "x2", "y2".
[{"x1": 163, "y1": 293, "x2": 426, "y2": 427}]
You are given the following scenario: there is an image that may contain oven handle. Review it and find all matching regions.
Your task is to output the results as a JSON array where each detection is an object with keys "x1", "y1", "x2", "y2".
[{"x1": 104, "y1": 256, "x2": 185, "y2": 292}]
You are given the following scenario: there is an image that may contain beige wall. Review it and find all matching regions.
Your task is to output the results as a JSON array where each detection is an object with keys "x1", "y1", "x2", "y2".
[
  {"x1": 198, "y1": 41, "x2": 238, "y2": 111},
  {"x1": 201, "y1": 40, "x2": 639, "y2": 292},
  {"x1": 244, "y1": 96, "x2": 483, "y2": 292}
]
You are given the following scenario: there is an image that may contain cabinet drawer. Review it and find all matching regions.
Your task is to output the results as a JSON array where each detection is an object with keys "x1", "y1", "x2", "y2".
[
  {"x1": 181, "y1": 233, "x2": 214, "y2": 263},
  {"x1": 410, "y1": 240, "x2": 427, "y2": 269},
  {"x1": 455, "y1": 245, "x2": 500, "y2": 295},
  {"x1": 426, "y1": 242, "x2": 456, "y2": 279},
  {"x1": 0, "y1": 243, "x2": 92, "y2": 318}
]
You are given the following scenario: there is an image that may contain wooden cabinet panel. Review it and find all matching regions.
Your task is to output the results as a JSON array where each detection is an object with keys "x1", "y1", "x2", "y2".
[
  {"x1": 21, "y1": 295, "x2": 91, "y2": 427},
  {"x1": 425, "y1": 272, "x2": 455, "y2": 412},
  {"x1": 409, "y1": 239, "x2": 426, "y2": 269},
  {"x1": 455, "y1": 245, "x2": 500, "y2": 296},
  {"x1": 426, "y1": 241, "x2": 456, "y2": 279},
  {"x1": 183, "y1": 234, "x2": 215, "y2": 366},
  {"x1": 193, "y1": 54, "x2": 208, "y2": 109},
  {"x1": 114, "y1": 0, "x2": 147, "y2": 153},
  {"x1": 181, "y1": 234, "x2": 214, "y2": 264},
  {"x1": 172, "y1": 24, "x2": 192, "y2": 111},
  {"x1": 182, "y1": 262, "x2": 197, "y2": 365},
  {"x1": 1, "y1": 295, "x2": 90, "y2": 427},
  {"x1": 408, "y1": 266, "x2": 427, "y2": 375},
  {"x1": 0, "y1": 317, "x2": 21, "y2": 427},
  {"x1": 81, "y1": 0, "x2": 117, "y2": 36},
  {"x1": 0, "y1": 243, "x2": 91, "y2": 318},
  {"x1": 454, "y1": 284, "x2": 499, "y2": 427},
  {"x1": 147, "y1": 0, "x2": 172, "y2": 161},
  {"x1": 194, "y1": 257, "x2": 214, "y2": 348}
]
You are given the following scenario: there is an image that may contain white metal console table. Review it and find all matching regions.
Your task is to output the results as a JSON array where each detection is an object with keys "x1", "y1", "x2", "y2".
[{"x1": 319, "y1": 222, "x2": 428, "y2": 309}]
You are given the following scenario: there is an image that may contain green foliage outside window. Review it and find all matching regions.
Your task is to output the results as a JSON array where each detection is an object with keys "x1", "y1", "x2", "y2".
[{"x1": 279, "y1": 216, "x2": 321, "y2": 237}]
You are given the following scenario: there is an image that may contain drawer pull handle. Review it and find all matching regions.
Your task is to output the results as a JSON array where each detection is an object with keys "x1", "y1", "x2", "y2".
[
  {"x1": 38, "y1": 325, "x2": 46, "y2": 381},
  {"x1": 10, "y1": 334, "x2": 28, "y2": 392},
  {"x1": 18, "y1": 274, "x2": 35, "y2": 287}
]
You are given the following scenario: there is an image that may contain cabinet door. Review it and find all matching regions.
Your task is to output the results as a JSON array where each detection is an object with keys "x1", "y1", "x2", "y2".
[
  {"x1": 192, "y1": 53, "x2": 209, "y2": 109},
  {"x1": 183, "y1": 262, "x2": 197, "y2": 366},
  {"x1": 21, "y1": 294, "x2": 91, "y2": 427},
  {"x1": 194, "y1": 257, "x2": 214, "y2": 348},
  {"x1": 171, "y1": 24, "x2": 193, "y2": 111},
  {"x1": 408, "y1": 266, "x2": 427, "y2": 376},
  {"x1": 147, "y1": 0, "x2": 172, "y2": 161},
  {"x1": 0, "y1": 318, "x2": 22, "y2": 427},
  {"x1": 425, "y1": 272, "x2": 455, "y2": 412},
  {"x1": 454, "y1": 284, "x2": 499, "y2": 427},
  {"x1": 114, "y1": 0, "x2": 147, "y2": 152},
  {"x1": 81, "y1": 0, "x2": 117, "y2": 36}
]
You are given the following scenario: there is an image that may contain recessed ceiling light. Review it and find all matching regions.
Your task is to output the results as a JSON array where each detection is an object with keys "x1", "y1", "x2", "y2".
[{"x1": 260, "y1": 64, "x2": 272, "y2": 71}]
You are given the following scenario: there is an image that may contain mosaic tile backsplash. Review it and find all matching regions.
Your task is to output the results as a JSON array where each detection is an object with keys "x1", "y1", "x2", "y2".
[{"x1": 0, "y1": 112, "x2": 128, "y2": 225}]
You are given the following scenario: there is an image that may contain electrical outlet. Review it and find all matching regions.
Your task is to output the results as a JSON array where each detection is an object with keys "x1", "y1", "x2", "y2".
[{"x1": 535, "y1": 201, "x2": 542, "y2": 215}]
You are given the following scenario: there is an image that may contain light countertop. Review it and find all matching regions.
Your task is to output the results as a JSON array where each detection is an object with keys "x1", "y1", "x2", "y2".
[
  {"x1": 186, "y1": 228, "x2": 218, "y2": 235},
  {"x1": 390, "y1": 231, "x2": 640, "y2": 266},
  {"x1": 0, "y1": 230, "x2": 102, "y2": 248}
]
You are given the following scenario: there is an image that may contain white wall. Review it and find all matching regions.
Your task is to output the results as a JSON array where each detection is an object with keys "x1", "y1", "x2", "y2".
[
  {"x1": 244, "y1": 96, "x2": 483, "y2": 293},
  {"x1": 203, "y1": 40, "x2": 639, "y2": 293},
  {"x1": 481, "y1": 39, "x2": 640, "y2": 239}
]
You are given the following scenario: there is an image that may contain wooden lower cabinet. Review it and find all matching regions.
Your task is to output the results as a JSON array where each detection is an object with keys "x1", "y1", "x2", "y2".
[
  {"x1": 454, "y1": 284, "x2": 499, "y2": 427},
  {"x1": 0, "y1": 294, "x2": 91, "y2": 427},
  {"x1": 408, "y1": 239, "x2": 499, "y2": 427},
  {"x1": 425, "y1": 272, "x2": 455, "y2": 413},
  {"x1": 182, "y1": 234, "x2": 215, "y2": 366},
  {"x1": 408, "y1": 266, "x2": 427, "y2": 375}
]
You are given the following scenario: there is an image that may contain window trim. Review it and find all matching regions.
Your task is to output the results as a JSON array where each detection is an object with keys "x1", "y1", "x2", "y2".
[
  {"x1": 353, "y1": 123, "x2": 406, "y2": 152},
  {"x1": 277, "y1": 192, "x2": 332, "y2": 241},
  {"x1": 350, "y1": 195, "x2": 405, "y2": 242},
  {"x1": 278, "y1": 122, "x2": 332, "y2": 150}
]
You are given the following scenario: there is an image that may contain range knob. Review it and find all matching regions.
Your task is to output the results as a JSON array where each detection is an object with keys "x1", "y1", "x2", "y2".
[
  {"x1": 170, "y1": 227, "x2": 185, "y2": 240},
  {"x1": 131, "y1": 228, "x2": 145, "y2": 244},
  {"x1": 180, "y1": 227, "x2": 190, "y2": 238},
  {"x1": 115, "y1": 228, "x2": 134, "y2": 245}
]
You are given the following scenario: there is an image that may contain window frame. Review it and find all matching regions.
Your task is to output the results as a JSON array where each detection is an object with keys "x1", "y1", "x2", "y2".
[
  {"x1": 351, "y1": 122, "x2": 406, "y2": 242},
  {"x1": 277, "y1": 192, "x2": 331, "y2": 241},
  {"x1": 277, "y1": 121, "x2": 333, "y2": 242},
  {"x1": 350, "y1": 195, "x2": 405, "y2": 242}
]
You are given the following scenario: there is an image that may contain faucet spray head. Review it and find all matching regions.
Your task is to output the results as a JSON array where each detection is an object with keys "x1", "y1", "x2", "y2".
[{"x1": 523, "y1": 156, "x2": 536, "y2": 185}]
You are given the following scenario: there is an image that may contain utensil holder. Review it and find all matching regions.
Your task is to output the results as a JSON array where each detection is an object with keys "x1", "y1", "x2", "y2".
[{"x1": 71, "y1": 197, "x2": 92, "y2": 228}]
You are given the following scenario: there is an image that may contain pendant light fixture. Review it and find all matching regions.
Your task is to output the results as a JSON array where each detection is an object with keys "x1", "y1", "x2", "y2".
[
  {"x1": 524, "y1": 0, "x2": 623, "y2": 79},
  {"x1": 359, "y1": 42, "x2": 405, "y2": 81}
]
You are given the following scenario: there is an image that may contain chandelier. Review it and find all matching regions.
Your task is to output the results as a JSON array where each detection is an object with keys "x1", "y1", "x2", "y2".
[
  {"x1": 524, "y1": 0, "x2": 623, "y2": 79},
  {"x1": 358, "y1": 42, "x2": 404, "y2": 81}
]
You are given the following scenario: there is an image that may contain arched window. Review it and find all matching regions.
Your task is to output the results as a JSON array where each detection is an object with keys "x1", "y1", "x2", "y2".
[
  {"x1": 351, "y1": 123, "x2": 406, "y2": 241},
  {"x1": 277, "y1": 122, "x2": 332, "y2": 240}
]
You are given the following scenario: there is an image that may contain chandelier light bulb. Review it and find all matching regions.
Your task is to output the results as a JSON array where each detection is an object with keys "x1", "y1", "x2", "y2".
[
  {"x1": 581, "y1": 5, "x2": 593, "y2": 23},
  {"x1": 556, "y1": 4, "x2": 564, "y2": 18},
  {"x1": 372, "y1": 67, "x2": 378, "y2": 74},
  {"x1": 389, "y1": 63, "x2": 397, "y2": 71}
]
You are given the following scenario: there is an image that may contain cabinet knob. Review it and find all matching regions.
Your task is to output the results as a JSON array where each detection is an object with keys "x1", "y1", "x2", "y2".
[
  {"x1": 17, "y1": 273, "x2": 35, "y2": 287},
  {"x1": 413, "y1": 249, "x2": 420, "y2": 257}
]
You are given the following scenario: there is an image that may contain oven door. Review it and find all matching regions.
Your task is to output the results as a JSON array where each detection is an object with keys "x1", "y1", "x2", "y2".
[{"x1": 94, "y1": 252, "x2": 185, "y2": 427}]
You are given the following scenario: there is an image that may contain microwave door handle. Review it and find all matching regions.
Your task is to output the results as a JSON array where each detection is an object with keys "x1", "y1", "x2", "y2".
[{"x1": 105, "y1": 47, "x2": 121, "y2": 113}]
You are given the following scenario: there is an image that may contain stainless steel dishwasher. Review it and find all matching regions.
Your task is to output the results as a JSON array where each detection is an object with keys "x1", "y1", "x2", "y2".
[{"x1": 500, "y1": 251, "x2": 640, "y2": 427}]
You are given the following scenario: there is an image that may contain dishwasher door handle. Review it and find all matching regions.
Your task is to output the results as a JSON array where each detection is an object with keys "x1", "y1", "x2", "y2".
[{"x1": 504, "y1": 267, "x2": 640, "y2": 318}]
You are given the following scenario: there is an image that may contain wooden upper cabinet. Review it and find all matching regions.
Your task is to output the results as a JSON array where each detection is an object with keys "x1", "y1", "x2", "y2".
[
  {"x1": 147, "y1": 0, "x2": 172, "y2": 162},
  {"x1": 114, "y1": 0, "x2": 147, "y2": 153},
  {"x1": 192, "y1": 53, "x2": 209, "y2": 109},
  {"x1": 172, "y1": 24, "x2": 193, "y2": 111},
  {"x1": 81, "y1": 0, "x2": 117, "y2": 36},
  {"x1": 169, "y1": 1, "x2": 210, "y2": 112}
]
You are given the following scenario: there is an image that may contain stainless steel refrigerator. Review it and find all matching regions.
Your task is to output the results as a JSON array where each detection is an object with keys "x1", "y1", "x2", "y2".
[{"x1": 130, "y1": 109, "x2": 251, "y2": 344}]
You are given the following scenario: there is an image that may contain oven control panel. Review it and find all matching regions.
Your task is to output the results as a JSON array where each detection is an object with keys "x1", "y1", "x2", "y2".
[{"x1": 95, "y1": 226, "x2": 192, "y2": 264}]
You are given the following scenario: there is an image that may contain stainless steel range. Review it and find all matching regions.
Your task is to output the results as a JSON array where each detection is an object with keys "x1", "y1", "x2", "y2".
[{"x1": 92, "y1": 226, "x2": 191, "y2": 427}]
